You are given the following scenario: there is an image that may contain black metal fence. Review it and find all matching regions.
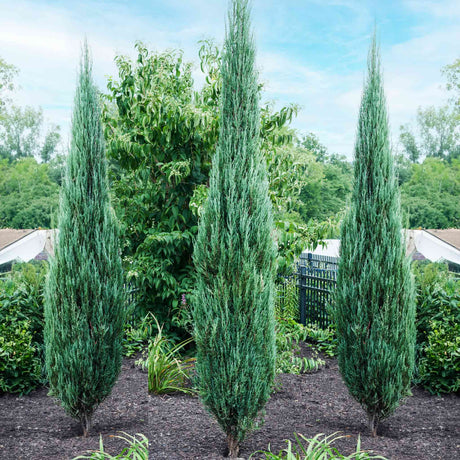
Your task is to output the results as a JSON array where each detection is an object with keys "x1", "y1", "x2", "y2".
[
  {"x1": 298, "y1": 253, "x2": 338, "y2": 328},
  {"x1": 276, "y1": 253, "x2": 338, "y2": 329}
]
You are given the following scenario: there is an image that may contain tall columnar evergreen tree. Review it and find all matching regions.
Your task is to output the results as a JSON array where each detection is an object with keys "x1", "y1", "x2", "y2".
[
  {"x1": 44, "y1": 44, "x2": 125, "y2": 437},
  {"x1": 334, "y1": 35, "x2": 416, "y2": 437},
  {"x1": 193, "y1": 0, "x2": 276, "y2": 457}
]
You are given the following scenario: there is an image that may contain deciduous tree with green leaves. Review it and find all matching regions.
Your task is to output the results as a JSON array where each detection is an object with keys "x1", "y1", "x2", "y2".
[
  {"x1": 193, "y1": 0, "x2": 276, "y2": 457},
  {"x1": 44, "y1": 43, "x2": 125, "y2": 437},
  {"x1": 0, "y1": 157, "x2": 59, "y2": 228},
  {"x1": 399, "y1": 58, "x2": 459, "y2": 163},
  {"x1": 103, "y1": 43, "x2": 217, "y2": 333},
  {"x1": 401, "y1": 157, "x2": 459, "y2": 229},
  {"x1": 0, "y1": 57, "x2": 17, "y2": 119},
  {"x1": 103, "y1": 39, "x2": 321, "y2": 333},
  {"x1": 0, "y1": 56, "x2": 61, "y2": 162},
  {"x1": 334, "y1": 35, "x2": 416, "y2": 437}
]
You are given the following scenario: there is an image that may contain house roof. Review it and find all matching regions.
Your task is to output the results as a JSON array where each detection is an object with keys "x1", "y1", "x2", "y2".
[
  {"x1": 426, "y1": 229, "x2": 460, "y2": 250},
  {"x1": 0, "y1": 229, "x2": 54, "y2": 266},
  {"x1": 0, "y1": 229, "x2": 36, "y2": 251},
  {"x1": 303, "y1": 229, "x2": 460, "y2": 265}
]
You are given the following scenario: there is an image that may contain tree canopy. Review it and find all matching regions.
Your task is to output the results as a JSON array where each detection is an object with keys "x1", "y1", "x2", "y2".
[
  {"x1": 401, "y1": 157, "x2": 460, "y2": 229},
  {"x1": 399, "y1": 58, "x2": 459, "y2": 163},
  {"x1": 0, "y1": 56, "x2": 61, "y2": 163},
  {"x1": 0, "y1": 157, "x2": 59, "y2": 228}
]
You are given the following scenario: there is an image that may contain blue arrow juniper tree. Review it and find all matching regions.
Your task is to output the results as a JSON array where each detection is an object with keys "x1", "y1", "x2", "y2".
[
  {"x1": 44, "y1": 43, "x2": 125, "y2": 437},
  {"x1": 334, "y1": 34, "x2": 416, "y2": 437},
  {"x1": 192, "y1": 0, "x2": 277, "y2": 457}
]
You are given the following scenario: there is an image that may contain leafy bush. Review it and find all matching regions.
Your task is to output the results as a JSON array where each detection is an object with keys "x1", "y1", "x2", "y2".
[
  {"x1": 275, "y1": 319, "x2": 326, "y2": 375},
  {"x1": 413, "y1": 261, "x2": 460, "y2": 394},
  {"x1": 122, "y1": 313, "x2": 157, "y2": 357},
  {"x1": 0, "y1": 261, "x2": 47, "y2": 394},
  {"x1": 103, "y1": 40, "x2": 333, "y2": 340},
  {"x1": 0, "y1": 157, "x2": 60, "y2": 229},
  {"x1": 0, "y1": 319, "x2": 42, "y2": 394},
  {"x1": 250, "y1": 432, "x2": 387, "y2": 459},
  {"x1": 303, "y1": 323, "x2": 337, "y2": 358},
  {"x1": 418, "y1": 318, "x2": 460, "y2": 394},
  {"x1": 73, "y1": 432, "x2": 148, "y2": 459}
]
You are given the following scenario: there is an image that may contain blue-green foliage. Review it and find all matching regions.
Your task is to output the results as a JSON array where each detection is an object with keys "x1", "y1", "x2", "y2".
[
  {"x1": 193, "y1": 0, "x2": 276, "y2": 455},
  {"x1": 44, "y1": 44, "x2": 125, "y2": 436},
  {"x1": 334, "y1": 36, "x2": 416, "y2": 435}
]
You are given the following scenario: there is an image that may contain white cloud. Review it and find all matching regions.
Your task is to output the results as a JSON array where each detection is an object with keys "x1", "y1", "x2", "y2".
[
  {"x1": 404, "y1": 0, "x2": 460, "y2": 18},
  {"x1": 0, "y1": 0, "x2": 458, "y2": 159}
]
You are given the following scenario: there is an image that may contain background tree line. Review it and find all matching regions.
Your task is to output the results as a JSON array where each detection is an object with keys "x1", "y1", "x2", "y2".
[{"x1": 0, "y1": 57, "x2": 63, "y2": 228}]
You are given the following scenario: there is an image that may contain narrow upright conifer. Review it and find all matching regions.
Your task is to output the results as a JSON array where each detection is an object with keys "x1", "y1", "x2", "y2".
[
  {"x1": 193, "y1": 0, "x2": 276, "y2": 457},
  {"x1": 44, "y1": 43, "x2": 125, "y2": 437},
  {"x1": 334, "y1": 35, "x2": 416, "y2": 436}
]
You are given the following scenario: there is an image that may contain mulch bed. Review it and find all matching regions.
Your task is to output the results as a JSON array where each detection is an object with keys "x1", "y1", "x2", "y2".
[{"x1": 0, "y1": 350, "x2": 459, "y2": 460}]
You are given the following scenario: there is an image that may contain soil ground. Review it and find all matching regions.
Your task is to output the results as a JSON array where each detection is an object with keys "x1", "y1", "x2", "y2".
[{"x1": 0, "y1": 351, "x2": 459, "y2": 460}]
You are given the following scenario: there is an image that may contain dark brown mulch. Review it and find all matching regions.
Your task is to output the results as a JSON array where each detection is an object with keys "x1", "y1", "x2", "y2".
[{"x1": 0, "y1": 352, "x2": 459, "y2": 460}]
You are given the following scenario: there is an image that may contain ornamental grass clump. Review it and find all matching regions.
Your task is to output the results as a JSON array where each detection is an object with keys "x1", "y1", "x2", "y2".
[
  {"x1": 250, "y1": 432, "x2": 388, "y2": 459},
  {"x1": 73, "y1": 432, "x2": 148, "y2": 460},
  {"x1": 193, "y1": 0, "x2": 277, "y2": 457},
  {"x1": 145, "y1": 314, "x2": 195, "y2": 395},
  {"x1": 334, "y1": 34, "x2": 416, "y2": 437},
  {"x1": 44, "y1": 43, "x2": 125, "y2": 437}
]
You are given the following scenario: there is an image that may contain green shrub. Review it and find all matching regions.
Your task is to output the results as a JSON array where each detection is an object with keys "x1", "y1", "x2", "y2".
[
  {"x1": 0, "y1": 284, "x2": 44, "y2": 345},
  {"x1": 250, "y1": 432, "x2": 387, "y2": 459},
  {"x1": 0, "y1": 263, "x2": 47, "y2": 394},
  {"x1": 10, "y1": 260, "x2": 48, "y2": 292},
  {"x1": 73, "y1": 432, "x2": 148, "y2": 459},
  {"x1": 413, "y1": 261, "x2": 457, "y2": 344},
  {"x1": 413, "y1": 262, "x2": 460, "y2": 394},
  {"x1": 122, "y1": 313, "x2": 157, "y2": 357},
  {"x1": 303, "y1": 323, "x2": 337, "y2": 357},
  {"x1": 275, "y1": 319, "x2": 325, "y2": 375},
  {"x1": 0, "y1": 319, "x2": 41, "y2": 394},
  {"x1": 418, "y1": 318, "x2": 460, "y2": 394}
]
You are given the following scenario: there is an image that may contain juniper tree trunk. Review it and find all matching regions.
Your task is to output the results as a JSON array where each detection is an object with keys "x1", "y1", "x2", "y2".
[
  {"x1": 334, "y1": 34, "x2": 416, "y2": 437},
  {"x1": 193, "y1": 0, "x2": 276, "y2": 457},
  {"x1": 44, "y1": 43, "x2": 125, "y2": 437}
]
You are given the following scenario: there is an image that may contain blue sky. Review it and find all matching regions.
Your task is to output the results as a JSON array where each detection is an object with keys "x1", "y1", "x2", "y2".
[{"x1": 0, "y1": 0, "x2": 459, "y2": 157}]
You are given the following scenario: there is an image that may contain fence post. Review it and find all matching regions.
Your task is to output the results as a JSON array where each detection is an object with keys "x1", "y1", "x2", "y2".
[{"x1": 298, "y1": 265, "x2": 307, "y2": 326}]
